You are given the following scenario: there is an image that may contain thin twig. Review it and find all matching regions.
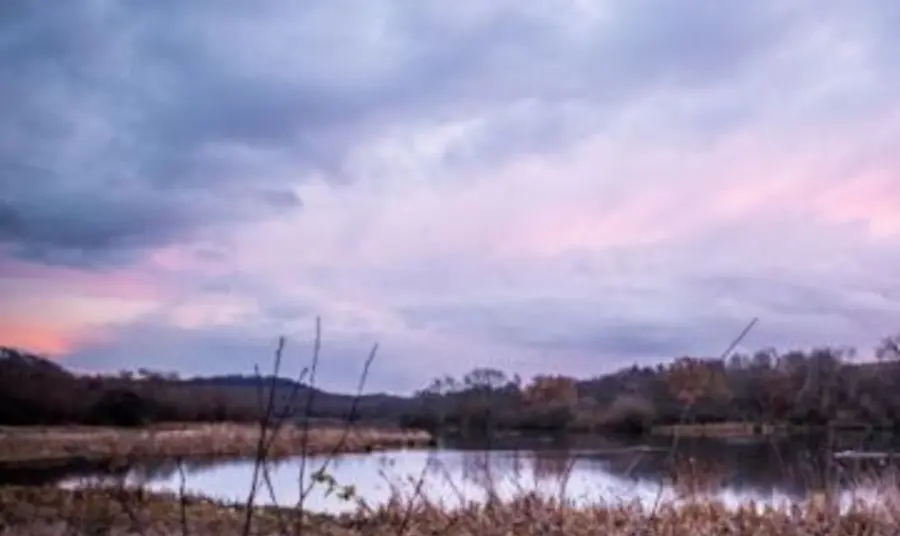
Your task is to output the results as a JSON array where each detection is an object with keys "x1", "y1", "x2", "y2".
[
  {"x1": 395, "y1": 454, "x2": 434, "y2": 536},
  {"x1": 176, "y1": 457, "x2": 190, "y2": 536},
  {"x1": 294, "y1": 317, "x2": 322, "y2": 536},
  {"x1": 299, "y1": 342, "x2": 379, "y2": 500},
  {"x1": 260, "y1": 458, "x2": 289, "y2": 535},
  {"x1": 243, "y1": 337, "x2": 287, "y2": 536}
]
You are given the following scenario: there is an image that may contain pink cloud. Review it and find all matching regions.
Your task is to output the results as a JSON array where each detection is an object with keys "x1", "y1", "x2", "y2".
[
  {"x1": 813, "y1": 171, "x2": 900, "y2": 238},
  {"x1": 223, "y1": 116, "x2": 900, "y2": 293},
  {"x1": 0, "y1": 256, "x2": 165, "y2": 301},
  {"x1": 0, "y1": 253, "x2": 186, "y2": 358},
  {"x1": 0, "y1": 320, "x2": 101, "y2": 357}
]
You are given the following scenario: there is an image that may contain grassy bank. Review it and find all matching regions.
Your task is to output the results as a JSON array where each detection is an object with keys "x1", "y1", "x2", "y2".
[
  {"x1": 650, "y1": 421, "x2": 897, "y2": 438},
  {"x1": 0, "y1": 423, "x2": 433, "y2": 469},
  {"x1": 1, "y1": 485, "x2": 898, "y2": 535},
  {"x1": 651, "y1": 422, "x2": 786, "y2": 438}
]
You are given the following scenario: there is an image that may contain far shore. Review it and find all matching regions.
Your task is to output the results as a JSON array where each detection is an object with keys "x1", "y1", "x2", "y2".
[
  {"x1": 650, "y1": 420, "x2": 892, "y2": 438},
  {"x1": 0, "y1": 423, "x2": 434, "y2": 469},
  {"x1": 651, "y1": 421, "x2": 786, "y2": 438}
]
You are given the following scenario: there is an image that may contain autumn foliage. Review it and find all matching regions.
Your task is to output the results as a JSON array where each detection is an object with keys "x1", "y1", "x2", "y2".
[
  {"x1": 523, "y1": 375, "x2": 578, "y2": 407},
  {"x1": 406, "y1": 336, "x2": 900, "y2": 435}
]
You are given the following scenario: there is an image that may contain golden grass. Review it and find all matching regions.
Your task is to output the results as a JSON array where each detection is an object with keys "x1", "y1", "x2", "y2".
[
  {"x1": 0, "y1": 424, "x2": 433, "y2": 467},
  {"x1": 651, "y1": 421, "x2": 889, "y2": 438},
  {"x1": 0, "y1": 485, "x2": 331, "y2": 536},
  {"x1": 1, "y1": 485, "x2": 898, "y2": 536},
  {"x1": 652, "y1": 422, "x2": 785, "y2": 438}
]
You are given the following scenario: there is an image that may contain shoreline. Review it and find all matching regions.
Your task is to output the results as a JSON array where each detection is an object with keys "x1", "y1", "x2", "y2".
[
  {"x1": 1, "y1": 485, "x2": 896, "y2": 536},
  {"x1": 650, "y1": 420, "x2": 898, "y2": 438},
  {"x1": 0, "y1": 423, "x2": 434, "y2": 470}
]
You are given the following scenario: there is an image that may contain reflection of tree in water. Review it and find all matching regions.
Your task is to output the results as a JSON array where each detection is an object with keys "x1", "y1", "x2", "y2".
[
  {"x1": 453, "y1": 436, "x2": 577, "y2": 491},
  {"x1": 594, "y1": 434, "x2": 900, "y2": 501},
  {"x1": 532, "y1": 450, "x2": 573, "y2": 482},
  {"x1": 450, "y1": 437, "x2": 645, "y2": 498},
  {"x1": 444, "y1": 432, "x2": 900, "y2": 502},
  {"x1": 0, "y1": 456, "x2": 264, "y2": 487},
  {"x1": 458, "y1": 450, "x2": 490, "y2": 490},
  {"x1": 127, "y1": 454, "x2": 355, "y2": 485},
  {"x1": 457, "y1": 450, "x2": 518, "y2": 492},
  {"x1": 450, "y1": 434, "x2": 635, "y2": 492},
  {"x1": 0, "y1": 461, "x2": 130, "y2": 486},
  {"x1": 127, "y1": 457, "x2": 231, "y2": 483}
]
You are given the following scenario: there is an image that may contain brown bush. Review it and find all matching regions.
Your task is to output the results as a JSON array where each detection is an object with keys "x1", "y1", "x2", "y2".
[{"x1": 600, "y1": 393, "x2": 657, "y2": 434}]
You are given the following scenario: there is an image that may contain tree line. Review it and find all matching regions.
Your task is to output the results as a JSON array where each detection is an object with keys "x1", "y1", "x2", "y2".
[
  {"x1": 4, "y1": 333, "x2": 900, "y2": 433},
  {"x1": 0, "y1": 347, "x2": 256, "y2": 426},
  {"x1": 0, "y1": 346, "x2": 410, "y2": 427},
  {"x1": 400, "y1": 335, "x2": 900, "y2": 435}
]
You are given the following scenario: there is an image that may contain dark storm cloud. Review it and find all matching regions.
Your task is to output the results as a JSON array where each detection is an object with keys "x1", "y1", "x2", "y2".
[
  {"x1": 0, "y1": 1, "x2": 314, "y2": 266},
  {"x1": 1, "y1": 0, "x2": 808, "y2": 267}
]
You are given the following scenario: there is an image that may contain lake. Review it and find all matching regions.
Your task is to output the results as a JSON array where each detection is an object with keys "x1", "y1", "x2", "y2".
[{"x1": 7, "y1": 432, "x2": 900, "y2": 513}]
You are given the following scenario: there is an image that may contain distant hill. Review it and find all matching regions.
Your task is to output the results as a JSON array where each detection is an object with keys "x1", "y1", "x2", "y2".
[
  {"x1": 182, "y1": 374, "x2": 314, "y2": 391},
  {"x1": 0, "y1": 346, "x2": 70, "y2": 378},
  {"x1": 179, "y1": 373, "x2": 419, "y2": 422},
  {"x1": 0, "y1": 346, "x2": 419, "y2": 426},
  {"x1": 0, "y1": 346, "x2": 88, "y2": 425}
]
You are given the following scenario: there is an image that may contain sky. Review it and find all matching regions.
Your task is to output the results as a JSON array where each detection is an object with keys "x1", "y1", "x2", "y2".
[{"x1": 2, "y1": 0, "x2": 900, "y2": 393}]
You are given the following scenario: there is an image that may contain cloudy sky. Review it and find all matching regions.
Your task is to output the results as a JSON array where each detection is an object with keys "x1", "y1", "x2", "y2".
[{"x1": 2, "y1": 0, "x2": 900, "y2": 393}]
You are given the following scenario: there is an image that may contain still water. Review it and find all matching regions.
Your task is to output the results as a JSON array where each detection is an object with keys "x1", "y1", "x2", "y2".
[{"x1": 20, "y1": 434, "x2": 900, "y2": 513}]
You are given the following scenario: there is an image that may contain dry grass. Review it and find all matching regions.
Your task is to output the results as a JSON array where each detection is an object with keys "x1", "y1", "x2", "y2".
[
  {"x1": 652, "y1": 422, "x2": 786, "y2": 438},
  {"x1": 0, "y1": 423, "x2": 433, "y2": 468},
  {"x1": 358, "y1": 495, "x2": 900, "y2": 536},
  {"x1": 1, "y1": 485, "x2": 899, "y2": 536},
  {"x1": 0, "y1": 485, "x2": 338, "y2": 536}
]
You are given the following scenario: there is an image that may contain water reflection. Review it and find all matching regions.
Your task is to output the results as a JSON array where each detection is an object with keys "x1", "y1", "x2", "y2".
[{"x1": 8, "y1": 432, "x2": 899, "y2": 514}]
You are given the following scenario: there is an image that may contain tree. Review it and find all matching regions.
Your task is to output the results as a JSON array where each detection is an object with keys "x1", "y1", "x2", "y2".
[
  {"x1": 603, "y1": 392, "x2": 656, "y2": 434},
  {"x1": 666, "y1": 358, "x2": 729, "y2": 406},
  {"x1": 750, "y1": 348, "x2": 777, "y2": 371},
  {"x1": 790, "y1": 347, "x2": 845, "y2": 423},
  {"x1": 90, "y1": 389, "x2": 152, "y2": 427},
  {"x1": 524, "y1": 375, "x2": 578, "y2": 407},
  {"x1": 462, "y1": 368, "x2": 508, "y2": 392},
  {"x1": 520, "y1": 375, "x2": 579, "y2": 430},
  {"x1": 876, "y1": 334, "x2": 900, "y2": 362}
]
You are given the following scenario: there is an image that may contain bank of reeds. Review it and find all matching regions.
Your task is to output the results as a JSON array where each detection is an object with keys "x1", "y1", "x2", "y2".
[
  {"x1": 652, "y1": 421, "x2": 783, "y2": 437},
  {"x1": 0, "y1": 423, "x2": 432, "y2": 468},
  {"x1": 1, "y1": 484, "x2": 899, "y2": 535}
]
